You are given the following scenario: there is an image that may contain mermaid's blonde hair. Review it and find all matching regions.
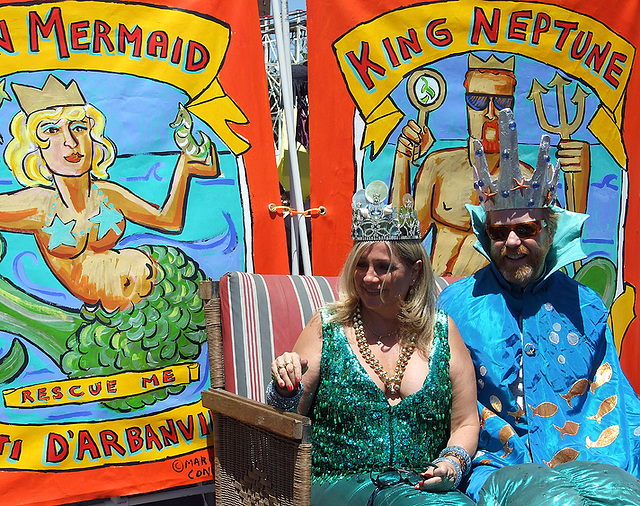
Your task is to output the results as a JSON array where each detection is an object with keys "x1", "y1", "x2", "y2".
[{"x1": 4, "y1": 105, "x2": 116, "y2": 187}]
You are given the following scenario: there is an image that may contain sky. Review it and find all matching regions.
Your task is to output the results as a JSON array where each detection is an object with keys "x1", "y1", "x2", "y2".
[{"x1": 285, "y1": 0, "x2": 306, "y2": 11}]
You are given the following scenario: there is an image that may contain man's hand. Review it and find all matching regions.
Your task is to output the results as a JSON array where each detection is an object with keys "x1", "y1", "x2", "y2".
[
  {"x1": 556, "y1": 139, "x2": 591, "y2": 213},
  {"x1": 397, "y1": 119, "x2": 433, "y2": 160},
  {"x1": 556, "y1": 139, "x2": 590, "y2": 174}
]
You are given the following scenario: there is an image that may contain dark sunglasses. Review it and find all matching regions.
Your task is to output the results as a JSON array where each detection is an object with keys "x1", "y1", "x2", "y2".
[
  {"x1": 486, "y1": 220, "x2": 545, "y2": 241},
  {"x1": 367, "y1": 466, "x2": 430, "y2": 506},
  {"x1": 465, "y1": 93, "x2": 515, "y2": 111}
]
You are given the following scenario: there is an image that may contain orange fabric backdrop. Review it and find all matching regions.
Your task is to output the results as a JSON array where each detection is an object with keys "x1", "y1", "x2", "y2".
[{"x1": 308, "y1": 0, "x2": 640, "y2": 391}]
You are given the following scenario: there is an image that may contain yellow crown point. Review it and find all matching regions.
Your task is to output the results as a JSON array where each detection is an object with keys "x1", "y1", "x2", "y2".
[
  {"x1": 12, "y1": 75, "x2": 86, "y2": 116},
  {"x1": 468, "y1": 54, "x2": 515, "y2": 73}
]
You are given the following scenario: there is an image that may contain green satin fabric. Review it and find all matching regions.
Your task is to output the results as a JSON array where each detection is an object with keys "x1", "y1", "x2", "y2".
[
  {"x1": 478, "y1": 461, "x2": 640, "y2": 506},
  {"x1": 312, "y1": 473, "x2": 476, "y2": 505}
]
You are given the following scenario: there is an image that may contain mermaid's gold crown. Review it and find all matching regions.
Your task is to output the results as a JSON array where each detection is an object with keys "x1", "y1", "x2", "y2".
[{"x1": 12, "y1": 75, "x2": 86, "y2": 116}]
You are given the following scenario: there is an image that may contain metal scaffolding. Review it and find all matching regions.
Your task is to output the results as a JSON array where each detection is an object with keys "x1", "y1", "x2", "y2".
[
  {"x1": 261, "y1": 7, "x2": 311, "y2": 274},
  {"x1": 261, "y1": 8, "x2": 307, "y2": 149}
]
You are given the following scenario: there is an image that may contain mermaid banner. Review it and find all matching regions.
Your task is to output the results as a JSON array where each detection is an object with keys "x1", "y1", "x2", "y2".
[
  {"x1": 0, "y1": 0, "x2": 286, "y2": 504},
  {"x1": 307, "y1": 0, "x2": 640, "y2": 390}
]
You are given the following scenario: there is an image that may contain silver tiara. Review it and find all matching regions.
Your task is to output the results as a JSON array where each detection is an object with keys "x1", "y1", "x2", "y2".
[
  {"x1": 351, "y1": 180, "x2": 421, "y2": 241},
  {"x1": 472, "y1": 108, "x2": 559, "y2": 211}
]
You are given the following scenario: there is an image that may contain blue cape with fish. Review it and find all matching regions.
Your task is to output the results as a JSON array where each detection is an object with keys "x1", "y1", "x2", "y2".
[{"x1": 439, "y1": 204, "x2": 640, "y2": 498}]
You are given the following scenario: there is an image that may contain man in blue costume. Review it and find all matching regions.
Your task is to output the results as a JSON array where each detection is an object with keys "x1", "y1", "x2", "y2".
[{"x1": 439, "y1": 108, "x2": 640, "y2": 504}]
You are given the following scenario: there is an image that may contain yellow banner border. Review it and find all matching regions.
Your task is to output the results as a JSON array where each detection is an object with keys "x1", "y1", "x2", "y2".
[
  {"x1": 0, "y1": 1, "x2": 250, "y2": 153},
  {"x1": 3, "y1": 363, "x2": 200, "y2": 408},
  {"x1": 333, "y1": 0, "x2": 635, "y2": 165}
]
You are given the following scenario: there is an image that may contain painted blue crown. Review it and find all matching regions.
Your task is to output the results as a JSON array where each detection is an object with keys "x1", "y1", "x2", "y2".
[{"x1": 472, "y1": 109, "x2": 559, "y2": 211}]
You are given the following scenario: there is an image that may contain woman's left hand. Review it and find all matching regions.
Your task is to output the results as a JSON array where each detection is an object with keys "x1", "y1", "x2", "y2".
[{"x1": 415, "y1": 461, "x2": 457, "y2": 492}]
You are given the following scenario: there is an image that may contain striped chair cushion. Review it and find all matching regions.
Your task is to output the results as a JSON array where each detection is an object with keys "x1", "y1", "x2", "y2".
[
  {"x1": 435, "y1": 276, "x2": 459, "y2": 292},
  {"x1": 218, "y1": 272, "x2": 458, "y2": 402},
  {"x1": 219, "y1": 272, "x2": 340, "y2": 402}
]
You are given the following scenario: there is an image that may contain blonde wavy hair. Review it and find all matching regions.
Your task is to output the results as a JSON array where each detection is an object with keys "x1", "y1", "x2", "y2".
[
  {"x1": 326, "y1": 240, "x2": 438, "y2": 353},
  {"x1": 4, "y1": 105, "x2": 116, "y2": 187}
]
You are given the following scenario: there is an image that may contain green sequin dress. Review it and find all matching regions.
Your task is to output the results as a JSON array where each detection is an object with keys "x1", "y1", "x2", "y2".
[{"x1": 310, "y1": 309, "x2": 475, "y2": 505}]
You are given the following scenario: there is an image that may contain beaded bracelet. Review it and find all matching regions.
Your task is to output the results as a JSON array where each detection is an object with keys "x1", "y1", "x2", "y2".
[
  {"x1": 266, "y1": 380, "x2": 303, "y2": 412},
  {"x1": 432, "y1": 456, "x2": 462, "y2": 489},
  {"x1": 439, "y1": 446, "x2": 472, "y2": 476}
]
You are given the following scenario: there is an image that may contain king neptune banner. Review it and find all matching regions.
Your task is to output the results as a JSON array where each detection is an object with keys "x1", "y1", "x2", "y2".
[{"x1": 307, "y1": 0, "x2": 640, "y2": 390}]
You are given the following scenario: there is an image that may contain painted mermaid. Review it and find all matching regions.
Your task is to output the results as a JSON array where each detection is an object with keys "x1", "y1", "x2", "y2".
[{"x1": 0, "y1": 75, "x2": 218, "y2": 411}]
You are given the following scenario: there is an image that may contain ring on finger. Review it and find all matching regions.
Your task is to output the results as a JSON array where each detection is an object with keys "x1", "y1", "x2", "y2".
[
  {"x1": 277, "y1": 364, "x2": 286, "y2": 370},
  {"x1": 283, "y1": 360, "x2": 292, "y2": 366}
]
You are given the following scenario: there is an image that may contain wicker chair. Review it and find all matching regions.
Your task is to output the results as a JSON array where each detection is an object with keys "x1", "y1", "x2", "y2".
[
  {"x1": 199, "y1": 272, "x2": 455, "y2": 505},
  {"x1": 199, "y1": 272, "x2": 339, "y2": 506}
]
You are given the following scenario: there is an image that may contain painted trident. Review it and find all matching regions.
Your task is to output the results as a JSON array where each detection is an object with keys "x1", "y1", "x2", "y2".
[
  {"x1": 0, "y1": 79, "x2": 10, "y2": 144},
  {"x1": 527, "y1": 73, "x2": 591, "y2": 215}
]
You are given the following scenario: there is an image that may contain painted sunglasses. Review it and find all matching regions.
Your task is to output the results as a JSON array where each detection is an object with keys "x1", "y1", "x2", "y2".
[{"x1": 465, "y1": 92, "x2": 515, "y2": 111}]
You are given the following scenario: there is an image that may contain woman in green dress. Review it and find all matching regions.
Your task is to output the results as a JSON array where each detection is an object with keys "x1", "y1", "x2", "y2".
[{"x1": 268, "y1": 182, "x2": 479, "y2": 505}]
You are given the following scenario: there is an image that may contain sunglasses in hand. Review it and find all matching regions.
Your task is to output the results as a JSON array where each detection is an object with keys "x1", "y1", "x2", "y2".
[
  {"x1": 486, "y1": 220, "x2": 545, "y2": 242},
  {"x1": 367, "y1": 464, "x2": 436, "y2": 506}
]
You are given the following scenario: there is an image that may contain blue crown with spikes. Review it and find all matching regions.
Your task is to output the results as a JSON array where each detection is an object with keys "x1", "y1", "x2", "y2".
[
  {"x1": 472, "y1": 108, "x2": 559, "y2": 211},
  {"x1": 351, "y1": 181, "x2": 421, "y2": 241}
]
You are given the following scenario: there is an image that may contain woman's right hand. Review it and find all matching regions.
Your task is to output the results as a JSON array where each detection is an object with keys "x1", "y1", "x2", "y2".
[
  {"x1": 271, "y1": 352, "x2": 308, "y2": 396},
  {"x1": 416, "y1": 460, "x2": 458, "y2": 492}
]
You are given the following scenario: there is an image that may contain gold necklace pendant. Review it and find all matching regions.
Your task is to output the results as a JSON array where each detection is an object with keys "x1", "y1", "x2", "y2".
[
  {"x1": 361, "y1": 318, "x2": 398, "y2": 345},
  {"x1": 354, "y1": 309, "x2": 415, "y2": 393}
]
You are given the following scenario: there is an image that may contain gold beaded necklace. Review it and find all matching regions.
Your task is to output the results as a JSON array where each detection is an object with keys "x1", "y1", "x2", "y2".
[{"x1": 353, "y1": 308, "x2": 415, "y2": 393}]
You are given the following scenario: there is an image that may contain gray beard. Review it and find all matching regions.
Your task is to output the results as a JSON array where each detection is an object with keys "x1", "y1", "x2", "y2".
[
  {"x1": 502, "y1": 263, "x2": 535, "y2": 286},
  {"x1": 490, "y1": 244, "x2": 544, "y2": 287}
]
